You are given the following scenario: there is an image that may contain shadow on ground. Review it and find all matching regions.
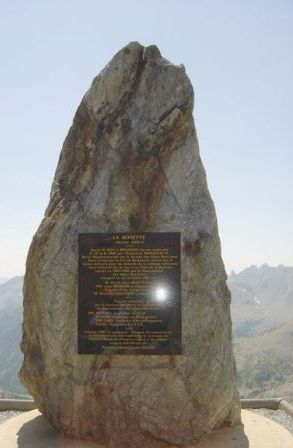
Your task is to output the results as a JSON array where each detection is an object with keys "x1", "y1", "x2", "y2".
[
  {"x1": 13, "y1": 410, "x2": 292, "y2": 448},
  {"x1": 197, "y1": 423, "x2": 249, "y2": 447},
  {"x1": 16, "y1": 413, "x2": 249, "y2": 448},
  {"x1": 17, "y1": 414, "x2": 100, "y2": 447}
]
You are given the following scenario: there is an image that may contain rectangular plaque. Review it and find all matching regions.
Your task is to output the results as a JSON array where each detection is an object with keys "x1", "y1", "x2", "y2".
[{"x1": 78, "y1": 232, "x2": 181, "y2": 355}]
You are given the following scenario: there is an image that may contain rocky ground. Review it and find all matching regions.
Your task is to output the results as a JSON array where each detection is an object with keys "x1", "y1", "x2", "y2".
[
  {"x1": 0, "y1": 410, "x2": 22, "y2": 425},
  {"x1": 250, "y1": 408, "x2": 293, "y2": 434}
]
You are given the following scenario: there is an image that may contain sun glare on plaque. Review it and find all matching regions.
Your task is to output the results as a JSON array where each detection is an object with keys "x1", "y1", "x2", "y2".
[{"x1": 155, "y1": 286, "x2": 168, "y2": 302}]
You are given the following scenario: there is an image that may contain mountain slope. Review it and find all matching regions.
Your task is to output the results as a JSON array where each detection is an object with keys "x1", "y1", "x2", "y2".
[
  {"x1": 0, "y1": 276, "x2": 27, "y2": 394},
  {"x1": 229, "y1": 264, "x2": 293, "y2": 339},
  {"x1": 234, "y1": 319, "x2": 293, "y2": 402}
]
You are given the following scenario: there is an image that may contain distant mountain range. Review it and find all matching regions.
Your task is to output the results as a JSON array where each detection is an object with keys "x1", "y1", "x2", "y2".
[
  {"x1": 0, "y1": 265, "x2": 293, "y2": 398},
  {"x1": 229, "y1": 264, "x2": 293, "y2": 339},
  {"x1": 0, "y1": 276, "x2": 27, "y2": 395}
]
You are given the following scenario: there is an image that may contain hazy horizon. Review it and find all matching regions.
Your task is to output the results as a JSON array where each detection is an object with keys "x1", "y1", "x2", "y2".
[{"x1": 1, "y1": 1, "x2": 292, "y2": 277}]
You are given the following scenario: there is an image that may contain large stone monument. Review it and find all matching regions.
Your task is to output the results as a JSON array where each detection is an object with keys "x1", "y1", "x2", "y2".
[{"x1": 20, "y1": 42, "x2": 241, "y2": 447}]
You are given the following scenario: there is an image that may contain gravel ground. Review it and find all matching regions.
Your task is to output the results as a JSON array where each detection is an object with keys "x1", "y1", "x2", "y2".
[
  {"x1": 0, "y1": 411, "x2": 23, "y2": 425},
  {"x1": 251, "y1": 408, "x2": 293, "y2": 435}
]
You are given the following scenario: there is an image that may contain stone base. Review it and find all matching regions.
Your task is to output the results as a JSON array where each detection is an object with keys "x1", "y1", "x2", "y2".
[{"x1": 0, "y1": 410, "x2": 292, "y2": 447}]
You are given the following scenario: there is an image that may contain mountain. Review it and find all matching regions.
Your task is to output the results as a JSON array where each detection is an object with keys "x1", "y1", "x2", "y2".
[
  {"x1": 234, "y1": 319, "x2": 293, "y2": 402},
  {"x1": 229, "y1": 264, "x2": 293, "y2": 339},
  {"x1": 0, "y1": 276, "x2": 27, "y2": 394}
]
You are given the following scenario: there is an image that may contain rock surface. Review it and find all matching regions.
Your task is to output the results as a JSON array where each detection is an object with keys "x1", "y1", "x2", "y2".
[{"x1": 20, "y1": 42, "x2": 241, "y2": 447}]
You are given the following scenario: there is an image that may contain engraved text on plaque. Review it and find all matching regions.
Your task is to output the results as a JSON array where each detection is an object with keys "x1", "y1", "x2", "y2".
[{"x1": 78, "y1": 232, "x2": 181, "y2": 354}]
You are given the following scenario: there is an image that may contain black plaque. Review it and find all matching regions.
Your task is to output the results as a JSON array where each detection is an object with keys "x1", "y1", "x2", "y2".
[{"x1": 78, "y1": 232, "x2": 181, "y2": 355}]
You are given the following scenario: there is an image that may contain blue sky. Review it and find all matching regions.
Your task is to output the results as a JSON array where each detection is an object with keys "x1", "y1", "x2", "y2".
[{"x1": 0, "y1": 0, "x2": 292, "y2": 277}]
